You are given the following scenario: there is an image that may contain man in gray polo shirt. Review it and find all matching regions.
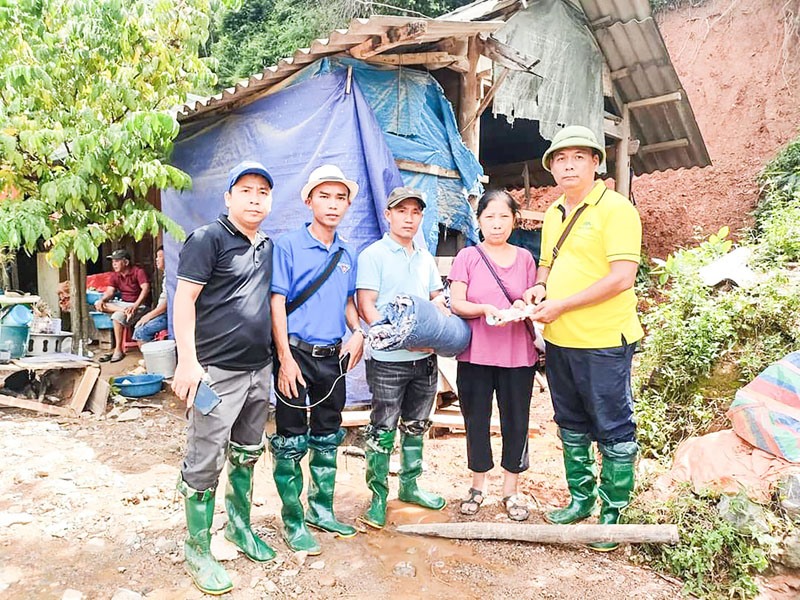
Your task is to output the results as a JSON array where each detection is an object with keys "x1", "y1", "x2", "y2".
[
  {"x1": 356, "y1": 187, "x2": 448, "y2": 528},
  {"x1": 171, "y1": 161, "x2": 275, "y2": 595}
]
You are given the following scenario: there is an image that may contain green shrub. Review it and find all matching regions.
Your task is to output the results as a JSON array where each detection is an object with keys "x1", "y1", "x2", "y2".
[{"x1": 626, "y1": 488, "x2": 779, "y2": 599}]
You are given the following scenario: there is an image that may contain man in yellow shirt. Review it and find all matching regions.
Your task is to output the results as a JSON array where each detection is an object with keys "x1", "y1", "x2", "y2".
[{"x1": 526, "y1": 125, "x2": 642, "y2": 551}]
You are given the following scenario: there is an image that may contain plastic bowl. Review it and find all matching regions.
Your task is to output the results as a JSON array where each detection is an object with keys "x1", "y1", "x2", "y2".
[
  {"x1": 90, "y1": 311, "x2": 114, "y2": 330},
  {"x1": 86, "y1": 290, "x2": 104, "y2": 305},
  {"x1": 113, "y1": 374, "x2": 165, "y2": 398}
]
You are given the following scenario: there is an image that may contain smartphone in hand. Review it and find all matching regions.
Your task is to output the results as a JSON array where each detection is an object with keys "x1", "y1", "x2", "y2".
[
  {"x1": 339, "y1": 352, "x2": 351, "y2": 374},
  {"x1": 193, "y1": 381, "x2": 221, "y2": 416}
]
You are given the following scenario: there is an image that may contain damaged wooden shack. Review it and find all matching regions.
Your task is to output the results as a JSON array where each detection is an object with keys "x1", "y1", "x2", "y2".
[{"x1": 162, "y1": 0, "x2": 710, "y2": 427}]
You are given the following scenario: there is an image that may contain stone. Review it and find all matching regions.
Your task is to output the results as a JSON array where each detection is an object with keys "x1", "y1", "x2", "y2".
[
  {"x1": 308, "y1": 560, "x2": 325, "y2": 570},
  {"x1": 778, "y1": 532, "x2": 800, "y2": 569},
  {"x1": 153, "y1": 537, "x2": 178, "y2": 555},
  {"x1": 392, "y1": 561, "x2": 416, "y2": 578},
  {"x1": 280, "y1": 569, "x2": 299, "y2": 579},
  {"x1": 116, "y1": 409, "x2": 142, "y2": 423},
  {"x1": 292, "y1": 550, "x2": 308, "y2": 566},
  {"x1": 0, "y1": 512, "x2": 34, "y2": 528},
  {"x1": 209, "y1": 532, "x2": 239, "y2": 561},
  {"x1": 264, "y1": 580, "x2": 279, "y2": 593},
  {"x1": 111, "y1": 589, "x2": 143, "y2": 600},
  {"x1": 61, "y1": 590, "x2": 84, "y2": 600},
  {"x1": 717, "y1": 494, "x2": 770, "y2": 535},
  {"x1": 778, "y1": 473, "x2": 800, "y2": 522},
  {"x1": 0, "y1": 566, "x2": 23, "y2": 585},
  {"x1": 318, "y1": 575, "x2": 336, "y2": 587}
]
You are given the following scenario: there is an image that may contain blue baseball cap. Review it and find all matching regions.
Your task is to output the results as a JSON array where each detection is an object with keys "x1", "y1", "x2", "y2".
[{"x1": 227, "y1": 161, "x2": 274, "y2": 191}]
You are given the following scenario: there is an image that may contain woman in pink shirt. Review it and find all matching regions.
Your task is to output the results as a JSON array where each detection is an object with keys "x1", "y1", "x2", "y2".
[{"x1": 448, "y1": 190, "x2": 538, "y2": 521}]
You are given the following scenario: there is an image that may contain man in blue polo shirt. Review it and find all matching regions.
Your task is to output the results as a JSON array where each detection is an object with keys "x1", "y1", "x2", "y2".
[
  {"x1": 171, "y1": 161, "x2": 275, "y2": 595},
  {"x1": 270, "y1": 164, "x2": 365, "y2": 555},
  {"x1": 356, "y1": 187, "x2": 448, "y2": 529}
]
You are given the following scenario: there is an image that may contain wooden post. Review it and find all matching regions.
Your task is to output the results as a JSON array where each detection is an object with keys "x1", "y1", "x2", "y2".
[
  {"x1": 458, "y1": 36, "x2": 481, "y2": 157},
  {"x1": 78, "y1": 259, "x2": 88, "y2": 348},
  {"x1": 397, "y1": 522, "x2": 680, "y2": 545},
  {"x1": 615, "y1": 103, "x2": 631, "y2": 199}
]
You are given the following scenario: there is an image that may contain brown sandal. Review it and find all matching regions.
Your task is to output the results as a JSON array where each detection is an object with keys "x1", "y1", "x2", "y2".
[
  {"x1": 459, "y1": 488, "x2": 484, "y2": 515},
  {"x1": 503, "y1": 495, "x2": 530, "y2": 521}
]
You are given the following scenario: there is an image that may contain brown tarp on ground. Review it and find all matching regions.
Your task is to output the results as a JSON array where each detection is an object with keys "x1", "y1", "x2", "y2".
[{"x1": 656, "y1": 429, "x2": 798, "y2": 503}]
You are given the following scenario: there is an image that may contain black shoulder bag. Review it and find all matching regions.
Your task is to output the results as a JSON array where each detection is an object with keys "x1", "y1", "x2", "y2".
[
  {"x1": 474, "y1": 245, "x2": 538, "y2": 344},
  {"x1": 285, "y1": 248, "x2": 344, "y2": 315}
]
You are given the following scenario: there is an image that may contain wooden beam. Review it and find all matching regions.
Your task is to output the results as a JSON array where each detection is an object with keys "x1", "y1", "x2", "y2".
[
  {"x1": 0, "y1": 393, "x2": 75, "y2": 417},
  {"x1": 460, "y1": 67, "x2": 509, "y2": 135},
  {"x1": 627, "y1": 91, "x2": 682, "y2": 110},
  {"x1": 348, "y1": 22, "x2": 428, "y2": 60},
  {"x1": 520, "y1": 209, "x2": 545, "y2": 222},
  {"x1": 604, "y1": 115, "x2": 624, "y2": 140},
  {"x1": 639, "y1": 138, "x2": 690, "y2": 154},
  {"x1": 477, "y1": 34, "x2": 541, "y2": 74},
  {"x1": 397, "y1": 523, "x2": 680, "y2": 545},
  {"x1": 69, "y1": 365, "x2": 100, "y2": 414},
  {"x1": 458, "y1": 36, "x2": 481, "y2": 156},
  {"x1": 365, "y1": 51, "x2": 465, "y2": 70},
  {"x1": 395, "y1": 159, "x2": 460, "y2": 179},
  {"x1": 615, "y1": 104, "x2": 631, "y2": 198}
]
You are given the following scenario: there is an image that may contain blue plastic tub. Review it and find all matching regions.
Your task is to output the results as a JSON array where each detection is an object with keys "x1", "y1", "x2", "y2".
[
  {"x1": 113, "y1": 374, "x2": 165, "y2": 398},
  {"x1": 86, "y1": 290, "x2": 104, "y2": 305},
  {"x1": 0, "y1": 324, "x2": 30, "y2": 358},
  {"x1": 90, "y1": 311, "x2": 114, "y2": 330}
]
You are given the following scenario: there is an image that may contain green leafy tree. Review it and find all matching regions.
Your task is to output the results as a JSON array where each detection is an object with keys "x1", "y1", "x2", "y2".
[
  {"x1": 0, "y1": 0, "x2": 224, "y2": 266},
  {"x1": 210, "y1": 0, "x2": 473, "y2": 87}
]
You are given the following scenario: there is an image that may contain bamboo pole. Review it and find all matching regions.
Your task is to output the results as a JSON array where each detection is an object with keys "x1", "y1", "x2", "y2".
[{"x1": 396, "y1": 522, "x2": 679, "y2": 545}]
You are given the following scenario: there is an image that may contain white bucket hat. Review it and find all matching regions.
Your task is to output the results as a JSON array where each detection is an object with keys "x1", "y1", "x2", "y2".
[{"x1": 300, "y1": 165, "x2": 359, "y2": 202}]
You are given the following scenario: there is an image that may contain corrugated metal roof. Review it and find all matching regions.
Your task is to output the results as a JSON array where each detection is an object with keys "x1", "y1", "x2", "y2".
[
  {"x1": 178, "y1": 0, "x2": 709, "y2": 175},
  {"x1": 445, "y1": 0, "x2": 710, "y2": 174},
  {"x1": 594, "y1": 17, "x2": 711, "y2": 173},
  {"x1": 178, "y1": 16, "x2": 504, "y2": 123}
]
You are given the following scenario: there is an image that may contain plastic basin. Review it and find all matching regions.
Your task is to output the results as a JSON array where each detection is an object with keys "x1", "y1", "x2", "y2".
[
  {"x1": 86, "y1": 290, "x2": 104, "y2": 305},
  {"x1": 0, "y1": 324, "x2": 30, "y2": 358},
  {"x1": 90, "y1": 311, "x2": 114, "y2": 330},
  {"x1": 113, "y1": 374, "x2": 165, "y2": 398}
]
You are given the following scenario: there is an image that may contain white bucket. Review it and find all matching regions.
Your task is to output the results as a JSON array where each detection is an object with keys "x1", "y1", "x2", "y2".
[{"x1": 141, "y1": 339, "x2": 177, "y2": 378}]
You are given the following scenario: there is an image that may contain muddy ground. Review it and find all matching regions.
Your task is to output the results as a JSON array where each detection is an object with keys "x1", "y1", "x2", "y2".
[{"x1": 0, "y1": 353, "x2": 687, "y2": 600}]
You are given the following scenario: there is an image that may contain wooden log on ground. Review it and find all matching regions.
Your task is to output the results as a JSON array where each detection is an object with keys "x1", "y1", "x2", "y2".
[{"x1": 396, "y1": 522, "x2": 679, "y2": 545}]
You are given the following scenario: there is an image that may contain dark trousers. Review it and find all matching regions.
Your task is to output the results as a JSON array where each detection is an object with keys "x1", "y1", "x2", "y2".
[
  {"x1": 274, "y1": 346, "x2": 346, "y2": 437},
  {"x1": 366, "y1": 356, "x2": 437, "y2": 431},
  {"x1": 456, "y1": 362, "x2": 535, "y2": 474},
  {"x1": 545, "y1": 341, "x2": 637, "y2": 444}
]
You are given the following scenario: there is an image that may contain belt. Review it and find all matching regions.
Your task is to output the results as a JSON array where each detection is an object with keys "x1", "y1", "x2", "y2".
[{"x1": 288, "y1": 336, "x2": 342, "y2": 358}]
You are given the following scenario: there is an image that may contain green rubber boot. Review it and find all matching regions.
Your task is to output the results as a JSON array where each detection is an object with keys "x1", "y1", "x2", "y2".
[
  {"x1": 224, "y1": 441, "x2": 276, "y2": 562},
  {"x1": 397, "y1": 432, "x2": 446, "y2": 510},
  {"x1": 589, "y1": 441, "x2": 638, "y2": 552},
  {"x1": 545, "y1": 429, "x2": 598, "y2": 525},
  {"x1": 306, "y1": 429, "x2": 357, "y2": 537},
  {"x1": 269, "y1": 434, "x2": 321, "y2": 555},
  {"x1": 177, "y1": 478, "x2": 233, "y2": 596},
  {"x1": 360, "y1": 428, "x2": 396, "y2": 529}
]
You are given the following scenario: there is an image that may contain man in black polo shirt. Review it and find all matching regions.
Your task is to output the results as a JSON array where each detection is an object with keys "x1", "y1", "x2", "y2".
[{"x1": 171, "y1": 161, "x2": 275, "y2": 595}]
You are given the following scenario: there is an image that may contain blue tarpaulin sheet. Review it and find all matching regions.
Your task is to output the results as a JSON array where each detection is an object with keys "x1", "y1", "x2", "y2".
[
  {"x1": 292, "y1": 58, "x2": 482, "y2": 252},
  {"x1": 161, "y1": 70, "x2": 404, "y2": 405}
]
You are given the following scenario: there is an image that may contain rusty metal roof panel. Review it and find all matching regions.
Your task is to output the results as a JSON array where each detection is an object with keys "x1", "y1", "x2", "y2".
[{"x1": 595, "y1": 18, "x2": 710, "y2": 173}]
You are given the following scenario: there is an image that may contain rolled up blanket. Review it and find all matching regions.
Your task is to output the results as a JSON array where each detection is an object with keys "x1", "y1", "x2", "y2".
[{"x1": 368, "y1": 294, "x2": 471, "y2": 357}]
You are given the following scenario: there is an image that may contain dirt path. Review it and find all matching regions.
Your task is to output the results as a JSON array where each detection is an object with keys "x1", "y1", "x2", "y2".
[{"x1": 0, "y1": 383, "x2": 682, "y2": 599}]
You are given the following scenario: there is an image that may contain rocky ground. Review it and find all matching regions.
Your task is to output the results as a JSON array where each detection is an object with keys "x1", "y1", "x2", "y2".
[{"x1": 0, "y1": 351, "x2": 684, "y2": 600}]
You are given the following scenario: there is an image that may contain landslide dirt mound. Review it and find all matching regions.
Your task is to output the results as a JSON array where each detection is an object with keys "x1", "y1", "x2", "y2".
[{"x1": 636, "y1": 0, "x2": 800, "y2": 259}]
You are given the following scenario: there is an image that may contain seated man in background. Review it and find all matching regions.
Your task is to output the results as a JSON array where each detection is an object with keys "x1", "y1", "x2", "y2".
[
  {"x1": 94, "y1": 248, "x2": 150, "y2": 362},
  {"x1": 133, "y1": 246, "x2": 169, "y2": 347}
]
